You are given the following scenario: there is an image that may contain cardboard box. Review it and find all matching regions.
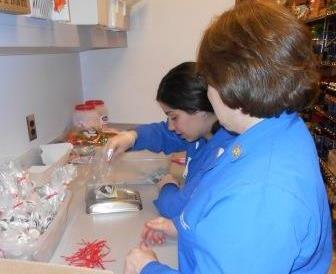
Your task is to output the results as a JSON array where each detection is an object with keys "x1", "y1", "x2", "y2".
[
  {"x1": 0, "y1": 259, "x2": 114, "y2": 274},
  {"x1": 0, "y1": 0, "x2": 30, "y2": 14},
  {"x1": 0, "y1": 191, "x2": 72, "y2": 262}
]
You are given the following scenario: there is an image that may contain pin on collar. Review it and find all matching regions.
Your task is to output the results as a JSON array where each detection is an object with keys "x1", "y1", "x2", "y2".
[{"x1": 231, "y1": 144, "x2": 242, "y2": 159}]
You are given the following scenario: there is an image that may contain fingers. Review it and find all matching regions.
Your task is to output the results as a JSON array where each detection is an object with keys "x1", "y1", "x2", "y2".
[
  {"x1": 142, "y1": 218, "x2": 169, "y2": 243},
  {"x1": 162, "y1": 174, "x2": 176, "y2": 182},
  {"x1": 141, "y1": 218, "x2": 167, "y2": 246},
  {"x1": 146, "y1": 217, "x2": 178, "y2": 238},
  {"x1": 141, "y1": 226, "x2": 165, "y2": 245},
  {"x1": 124, "y1": 245, "x2": 157, "y2": 274},
  {"x1": 157, "y1": 174, "x2": 179, "y2": 189},
  {"x1": 106, "y1": 131, "x2": 138, "y2": 161},
  {"x1": 146, "y1": 217, "x2": 169, "y2": 231},
  {"x1": 140, "y1": 241, "x2": 149, "y2": 250},
  {"x1": 147, "y1": 231, "x2": 165, "y2": 245},
  {"x1": 106, "y1": 138, "x2": 124, "y2": 158}
]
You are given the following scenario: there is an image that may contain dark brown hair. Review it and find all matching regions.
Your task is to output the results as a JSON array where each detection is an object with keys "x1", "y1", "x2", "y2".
[
  {"x1": 156, "y1": 62, "x2": 213, "y2": 114},
  {"x1": 197, "y1": 0, "x2": 319, "y2": 118}
]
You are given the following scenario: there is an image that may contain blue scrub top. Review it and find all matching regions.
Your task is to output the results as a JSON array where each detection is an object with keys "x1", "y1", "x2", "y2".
[
  {"x1": 134, "y1": 121, "x2": 236, "y2": 218},
  {"x1": 141, "y1": 112, "x2": 332, "y2": 274}
]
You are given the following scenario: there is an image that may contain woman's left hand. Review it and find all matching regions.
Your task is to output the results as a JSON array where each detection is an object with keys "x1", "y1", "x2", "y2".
[
  {"x1": 124, "y1": 243, "x2": 158, "y2": 274},
  {"x1": 141, "y1": 217, "x2": 177, "y2": 245}
]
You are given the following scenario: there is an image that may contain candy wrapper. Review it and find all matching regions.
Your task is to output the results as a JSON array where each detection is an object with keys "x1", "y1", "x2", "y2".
[
  {"x1": 67, "y1": 128, "x2": 116, "y2": 147},
  {"x1": 69, "y1": 145, "x2": 96, "y2": 165}
]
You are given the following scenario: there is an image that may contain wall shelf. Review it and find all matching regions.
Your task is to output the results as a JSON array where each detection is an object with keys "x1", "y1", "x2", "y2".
[
  {"x1": 304, "y1": 9, "x2": 336, "y2": 24},
  {"x1": 314, "y1": 106, "x2": 336, "y2": 124},
  {"x1": 0, "y1": 13, "x2": 127, "y2": 55}
]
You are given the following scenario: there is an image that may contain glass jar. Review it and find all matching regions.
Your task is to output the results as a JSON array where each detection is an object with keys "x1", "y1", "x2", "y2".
[
  {"x1": 73, "y1": 104, "x2": 100, "y2": 129},
  {"x1": 85, "y1": 100, "x2": 109, "y2": 127}
]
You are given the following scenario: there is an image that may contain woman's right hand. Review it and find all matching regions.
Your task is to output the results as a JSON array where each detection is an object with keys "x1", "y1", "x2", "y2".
[
  {"x1": 105, "y1": 130, "x2": 138, "y2": 160},
  {"x1": 141, "y1": 217, "x2": 177, "y2": 246},
  {"x1": 157, "y1": 174, "x2": 179, "y2": 190}
]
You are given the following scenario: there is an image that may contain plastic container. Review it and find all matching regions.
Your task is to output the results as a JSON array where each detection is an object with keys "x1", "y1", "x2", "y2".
[
  {"x1": 98, "y1": 0, "x2": 129, "y2": 31},
  {"x1": 104, "y1": 150, "x2": 171, "y2": 184},
  {"x1": 73, "y1": 104, "x2": 100, "y2": 129},
  {"x1": 85, "y1": 100, "x2": 109, "y2": 127},
  {"x1": 28, "y1": 143, "x2": 73, "y2": 186},
  {"x1": 0, "y1": 190, "x2": 72, "y2": 262}
]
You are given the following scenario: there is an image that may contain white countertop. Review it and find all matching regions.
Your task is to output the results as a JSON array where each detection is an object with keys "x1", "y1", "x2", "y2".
[{"x1": 50, "y1": 168, "x2": 178, "y2": 274}]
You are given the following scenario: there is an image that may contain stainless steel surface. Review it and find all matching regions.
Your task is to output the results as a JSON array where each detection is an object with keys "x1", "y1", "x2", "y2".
[{"x1": 86, "y1": 184, "x2": 142, "y2": 214}]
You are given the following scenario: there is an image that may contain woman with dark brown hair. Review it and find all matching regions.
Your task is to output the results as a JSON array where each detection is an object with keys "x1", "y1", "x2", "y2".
[{"x1": 124, "y1": 1, "x2": 332, "y2": 273}]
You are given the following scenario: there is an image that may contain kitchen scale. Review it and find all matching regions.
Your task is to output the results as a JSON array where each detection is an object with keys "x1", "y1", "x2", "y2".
[{"x1": 86, "y1": 184, "x2": 142, "y2": 214}]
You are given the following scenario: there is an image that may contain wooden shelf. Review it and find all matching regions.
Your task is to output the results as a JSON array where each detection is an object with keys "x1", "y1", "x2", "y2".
[
  {"x1": 320, "y1": 159, "x2": 336, "y2": 204},
  {"x1": 326, "y1": 86, "x2": 336, "y2": 94},
  {"x1": 305, "y1": 9, "x2": 336, "y2": 23},
  {"x1": 314, "y1": 106, "x2": 336, "y2": 124},
  {"x1": 320, "y1": 61, "x2": 336, "y2": 67}
]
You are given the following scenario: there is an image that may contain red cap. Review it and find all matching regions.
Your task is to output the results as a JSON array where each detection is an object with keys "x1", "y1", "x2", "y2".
[
  {"x1": 75, "y1": 104, "x2": 94, "y2": 111},
  {"x1": 85, "y1": 100, "x2": 104, "y2": 106}
]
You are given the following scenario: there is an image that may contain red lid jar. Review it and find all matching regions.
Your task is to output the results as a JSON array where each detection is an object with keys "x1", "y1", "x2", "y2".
[
  {"x1": 85, "y1": 100, "x2": 109, "y2": 127},
  {"x1": 73, "y1": 103, "x2": 100, "y2": 129}
]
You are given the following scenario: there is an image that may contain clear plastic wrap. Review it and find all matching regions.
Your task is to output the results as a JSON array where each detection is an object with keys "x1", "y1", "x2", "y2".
[
  {"x1": 0, "y1": 191, "x2": 71, "y2": 261},
  {"x1": 103, "y1": 150, "x2": 171, "y2": 184},
  {"x1": 0, "y1": 160, "x2": 72, "y2": 262}
]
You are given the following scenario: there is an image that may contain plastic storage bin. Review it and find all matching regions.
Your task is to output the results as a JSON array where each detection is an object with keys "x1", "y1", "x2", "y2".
[
  {"x1": 28, "y1": 143, "x2": 73, "y2": 186},
  {"x1": 0, "y1": 190, "x2": 72, "y2": 262}
]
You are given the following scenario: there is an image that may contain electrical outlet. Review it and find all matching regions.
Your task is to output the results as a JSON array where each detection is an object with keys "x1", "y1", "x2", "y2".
[{"x1": 26, "y1": 114, "x2": 37, "y2": 141}]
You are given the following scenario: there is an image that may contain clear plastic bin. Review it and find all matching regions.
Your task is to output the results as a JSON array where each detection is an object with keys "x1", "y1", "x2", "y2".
[
  {"x1": 104, "y1": 150, "x2": 171, "y2": 184},
  {"x1": 0, "y1": 190, "x2": 72, "y2": 262}
]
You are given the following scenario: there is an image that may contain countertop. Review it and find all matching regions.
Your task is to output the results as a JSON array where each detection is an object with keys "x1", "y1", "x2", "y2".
[{"x1": 50, "y1": 165, "x2": 178, "y2": 274}]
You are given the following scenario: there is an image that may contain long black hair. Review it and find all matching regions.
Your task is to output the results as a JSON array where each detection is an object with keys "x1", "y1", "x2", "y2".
[{"x1": 156, "y1": 62, "x2": 214, "y2": 114}]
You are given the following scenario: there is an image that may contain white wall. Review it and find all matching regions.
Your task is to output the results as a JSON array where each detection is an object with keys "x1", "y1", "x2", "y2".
[
  {"x1": 0, "y1": 0, "x2": 234, "y2": 160},
  {"x1": 80, "y1": 0, "x2": 234, "y2": 124},
  {"x1": 0, "y1": 53, "x2": 83, "y2": 161}
]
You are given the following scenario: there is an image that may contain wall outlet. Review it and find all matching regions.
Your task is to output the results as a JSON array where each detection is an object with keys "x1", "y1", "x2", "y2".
[{"x1": 26, "y1": 114, "x2": 37, "y2": 141}]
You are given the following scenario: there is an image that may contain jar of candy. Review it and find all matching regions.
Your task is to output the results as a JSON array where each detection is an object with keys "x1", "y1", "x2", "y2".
[
  {"x1": 73, "y1": 104, "x2": 100, "y2": 129},
  {"x1": 85, "y1": 100, "x2": 109, "y2": 127}
]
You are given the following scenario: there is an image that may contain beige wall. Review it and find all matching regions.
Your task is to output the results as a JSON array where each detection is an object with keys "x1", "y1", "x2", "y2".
[{"x1": 80, "y1": 0, "x2": 235, "y2": 124}]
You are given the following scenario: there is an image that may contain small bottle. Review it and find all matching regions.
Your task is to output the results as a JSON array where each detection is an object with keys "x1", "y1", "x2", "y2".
[
  {"x1": 73, "y1": 104, "x2": 100, "y2": 129},
  {"x1": 85, "y1": 100, "x2": 109, "y2": 128}
]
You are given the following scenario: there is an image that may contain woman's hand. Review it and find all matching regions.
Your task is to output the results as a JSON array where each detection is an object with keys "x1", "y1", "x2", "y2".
[
  {"x1": 141, "y1": 217, "x2": 177, "y2": 245},
  {"x1": 124, "y1": 242, "x2": 158, "y2": 274},
  {"x1": 105, "y1": 130, "x2": 138, "y2": 160},
  {"x1": 157, "y1": 174, "x2": 179, "y2": 190}
]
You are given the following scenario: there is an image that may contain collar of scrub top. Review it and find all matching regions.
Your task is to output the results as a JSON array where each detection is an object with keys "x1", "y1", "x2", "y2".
[
  {"x1": 188, "y1": 126, "x2": 236, "y2": 167},
  {"x1": 208, "y1": 126, "x2": 237, "y2": 148},
  {"x1": 188, "y1": 127, "x2": 238, "y2": 175},
  {"x1": 227, "y1": 111, "x2": 299, "y2": 162}
]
